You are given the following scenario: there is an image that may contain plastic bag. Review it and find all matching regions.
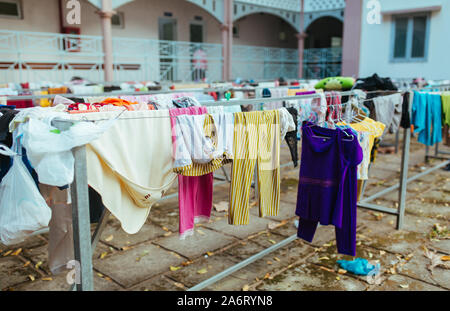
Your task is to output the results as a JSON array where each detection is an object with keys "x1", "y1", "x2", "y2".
[
  {"x1": 20, "y1": 113, "x2": 117, "y2": 187},
  {"x1": 0, "y1": 145, "x2": 51, "y2": 245}
]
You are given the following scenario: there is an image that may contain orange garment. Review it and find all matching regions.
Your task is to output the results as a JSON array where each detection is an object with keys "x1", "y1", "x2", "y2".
[
  {"x1": 100, "y1": 98, "x2": 139, "y2": 106},
  {"x1": 48, "y1": 87, "x2": 68, "y2": 94}
]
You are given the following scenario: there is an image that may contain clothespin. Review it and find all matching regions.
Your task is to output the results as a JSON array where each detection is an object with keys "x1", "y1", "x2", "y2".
[{"x1": 224, "y1": 91, "x2": 231, "y2": 101}]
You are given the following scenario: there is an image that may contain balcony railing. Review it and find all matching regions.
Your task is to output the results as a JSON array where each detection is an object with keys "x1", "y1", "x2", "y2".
[{"x1": 0, "y1": 30, "x2": 341, "y2": 83}]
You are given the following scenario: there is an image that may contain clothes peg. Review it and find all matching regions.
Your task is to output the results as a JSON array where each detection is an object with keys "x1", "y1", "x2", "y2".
[{"x1": 224, "y1": 91, "x2": 231, "y2": 101}]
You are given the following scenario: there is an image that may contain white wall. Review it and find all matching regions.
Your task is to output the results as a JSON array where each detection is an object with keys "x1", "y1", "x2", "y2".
[{"x1": 359, "y1": 0, "x2": 450, "y2": 80}]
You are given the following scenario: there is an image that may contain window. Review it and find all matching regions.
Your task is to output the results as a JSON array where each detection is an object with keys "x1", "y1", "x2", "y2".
[
  {"x1": 111, "y1": 12, "x2": 124, "y2": 29},
  {"x1": 391, "y1": 13, "x2": 429, "y2": 62},
  {"x1": 0, "y1": 0, "x2": 22, "y2": 19},
  {"x1": 233, "y1": 25, "x2": 239, "y2": 38}
]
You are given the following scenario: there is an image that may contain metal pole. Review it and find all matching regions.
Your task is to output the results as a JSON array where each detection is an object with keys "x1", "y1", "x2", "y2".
[
  {"x1": 99, "y1": 0, "x2": 114, "y2": 82},
  {"x1": 188, "y1": 234, "x2": 298, "y2": 291},
  {"x1": 396, "y1": 126, "x2": 411, "y2": 229},
  {"x1": 70, "y1": 145, "x2": 94, "y2": 291}
]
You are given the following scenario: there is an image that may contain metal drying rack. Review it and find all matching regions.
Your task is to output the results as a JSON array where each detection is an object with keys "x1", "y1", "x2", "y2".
[{"x1": 6, "y1": 86, "x2": 448, "y2": 291}]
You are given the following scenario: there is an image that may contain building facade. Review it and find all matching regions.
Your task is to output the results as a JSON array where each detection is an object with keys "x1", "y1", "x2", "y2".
[
  {"x1": 0, "y1": 0, "x2": 349, "y2": 83},
  {"x1": 358, "y1": 0, "x2": 449, "y2": 80}
]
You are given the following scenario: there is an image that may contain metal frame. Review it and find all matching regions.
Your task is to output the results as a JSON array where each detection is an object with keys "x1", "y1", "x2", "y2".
[{"x1": 42, "y1": 88, "x2": 447, "y2": 291}]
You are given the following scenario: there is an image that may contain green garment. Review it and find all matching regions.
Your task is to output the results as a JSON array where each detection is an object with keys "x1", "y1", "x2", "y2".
[{"x1": 442, "y1": 92, "x2": 450, "y2": 126}]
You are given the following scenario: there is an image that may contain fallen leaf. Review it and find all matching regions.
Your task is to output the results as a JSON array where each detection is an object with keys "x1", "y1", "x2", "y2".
[
  {"x1": 99, "y1": 252, "x2": 108, "y2": 259},
  {"x1": 274, "y1": 257, "x2": 281, "y2": 262},
  {"x1": 318, "y1": 256, "x2": 330, "y2": 261},
  {"x1": 28, "y1": 275, "x2": 35, "y2": 281},
  {"x1": 267, "y1": 261, "x2": 273, "y2": 265},
  {"x1": 170, "y1": 266, "x2": 181, "y2": 271},
  {"x1": 338, "y1": 269, "x2": 347, "y2": 274},
  {"x1": 323, "y1": 243, "x2": 332, "y2": 247},
  {"x1": 174, "y1": 282, "x2": 185, "y2": 289},
  {"x1": 380, "y1": 250, "x2": 386, "y2": 256},
  {"x1": 2, "y1": 250, "x2": 12, "y2": 257},
  {"x1": 164, "y1": 232, "x2": 172, "y2": 237},
  {"x1": 197, "y1": 268, "x2": 208, "y2": 274},
  {"x1": 263, "y1": 273, "x2": 271, "y2": 279},
  {"x1": 242, "y1": 285, "x2": 250, "y2": 291},
  {"x1": 196, "y1": 229, "x2": 205, "y2": 235},
  {"x1": 399, "y1": 284, "x2": 409, "y2": 289},
  {"x1": 162, "y1": 226, "x2": 169, "y2": 232},
  {"x1": 268, "y1": 222, "x2": 280, "y2": 230},
  {"x1": 441, "y1": 256, "x2": 450, "y2": 261},
  {"x1": 213, "y1": 201, "x2": 228, "y2": 212},
  {"x1": 319, "y1": 266, "x2": 335, "y2": 273},
  {"x1": 105, "y1": 235, "x2": 114, "y2": 242},
  {"x1": 11, "y1": 248, "x2": 22, "y2": 256},
  {"x1": 368, "y1": 252, "x2": 373, "y2": 259},
  {"x1": 23, "y1": 261, "x2": 31, "y2": 267},
  {"x1": 121, "y1": 246, "x2": 131, "y2": 251},
  {"x1": 182, "y1": 261, "x2": 193, "y2": 266},
  {"x1": 336, "y1": 276, "x2": 340, "y2": 281},
  {"x1": 42, "y1": 277, "x2": 53, "y2": 281},
  {"x1": 250, "y1": 201, "x2": 258, "y2": 207},
  {"x1": 35, "y1": 261, "x2": 43, "y2": 269},
  {"x1": 97, "y1": 273, "x2": 103, "y2": 277},
  {"x1": 268, "y1": 239, "x2": 276, "y2": 244}
]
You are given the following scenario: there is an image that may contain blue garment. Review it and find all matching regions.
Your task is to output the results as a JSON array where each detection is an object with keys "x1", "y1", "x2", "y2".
[
  {"x1": 337, "y1": 258, "x2": 379, "y2": 276},
  {"x1": 412, "y1": 91, "x2": 443, "y2": 146}
]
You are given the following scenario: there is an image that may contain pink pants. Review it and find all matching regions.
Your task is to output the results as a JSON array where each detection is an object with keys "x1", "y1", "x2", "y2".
[{"x1": 169, "y1": 106, "x2": 213, "y2": 238}]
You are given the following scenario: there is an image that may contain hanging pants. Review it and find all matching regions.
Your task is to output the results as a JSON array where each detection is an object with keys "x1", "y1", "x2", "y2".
[
  {"x1": 229, "y1": 110, "x2": 280, "y2": 225},
  {"x1": 169, "y1": 106, "x2": 214, "y2": 238}
]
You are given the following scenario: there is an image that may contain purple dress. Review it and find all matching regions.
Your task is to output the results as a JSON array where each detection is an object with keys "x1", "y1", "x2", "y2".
[{"x1": 296, "y1": 122, "x2": 363, "y2": 256}]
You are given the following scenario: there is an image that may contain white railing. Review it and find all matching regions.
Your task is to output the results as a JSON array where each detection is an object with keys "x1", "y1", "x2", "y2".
[
  {"x1": 0, "y1": 30, "x2": 341, "y2": 83},
  {"x1": 232, "y1": 45, "x2": 299, "y2": 80}
]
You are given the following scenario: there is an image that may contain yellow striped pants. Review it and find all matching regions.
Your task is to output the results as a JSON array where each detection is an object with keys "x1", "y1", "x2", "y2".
[{"x1": 229, "y1": 110, "x2": 281, "y2": 225}]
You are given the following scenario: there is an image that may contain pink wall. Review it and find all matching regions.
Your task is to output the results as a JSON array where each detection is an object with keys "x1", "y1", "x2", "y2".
[{"x1": 341, "y1": 0, "x2": 363, "y2": 77}]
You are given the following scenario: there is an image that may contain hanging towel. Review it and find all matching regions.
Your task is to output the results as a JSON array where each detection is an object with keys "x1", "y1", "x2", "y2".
[{"x1": 70, "y1": 110, "x2": 177, "y2": 234}]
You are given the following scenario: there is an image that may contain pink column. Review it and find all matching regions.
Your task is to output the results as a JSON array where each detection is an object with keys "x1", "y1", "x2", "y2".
[
  {"x1": 342, "y1": 0, "x2": 363, "y2": 77},
  {"x1": 98, "y1": 0, "x2": 114, "y2": 82},
  {"x1": 222, "y1": 0, "x2": 233, "y2": 81},
  {"x1": 297, "y1": 0, "x2": 306, "y2": 79}
]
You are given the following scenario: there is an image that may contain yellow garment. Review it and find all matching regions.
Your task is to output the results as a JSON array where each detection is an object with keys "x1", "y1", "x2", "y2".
[
  {"x1": 69, "y1": 110, "x2": 177, "y2": 234},
  {"x1": 349, "y1": 118, "x2": 385, "y2": 155},
  {"x1": 39, "y1": 91, "x2": 51, "y2": 107},
  {"x1": 229, "y1": 110, "x2": 280, "y2": 225},
  {"x1": 174, "y1": 114, "x2": 232, "y2": 176},
  {"x1": 287, "y1": 88, "x2": 307, "y2": 96}
]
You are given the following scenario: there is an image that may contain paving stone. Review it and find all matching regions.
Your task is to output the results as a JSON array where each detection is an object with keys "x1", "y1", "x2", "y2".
[
  {"x1": 130, "y1": 275, "x2": 184, "y2": 291},
  {"x1": 265, "y1": 201, "x2": 297, "y2": 222},
  {"x1": 0, "y1": 235, "x2": 47, "y2": 251},
  {"x1": 308, "y1": 243, "x2": 398, "y2": 284},
  {"x1": 256, "y1": 263, "x2": 367, "y2": 291},
  {"x1": 269, "y1": 220, "x2": 298, "y2": 237},
  {"x1": 397, "y1": 250, "x2": 450, "y2": 290},
  {"x1": 429, "y1": 240, "x2": 450, "y2": 255},
  {"x1": 153, "y1": 228, "x2": 236, "y2": 259},
  {"x1": 223, "y1": 241, "x2": 266, "y2": 261},
  {"x1": 406, "y1": 199, "x2": 450, "y2": 219},
  {"x1": 11, "y1": 272, "x2": 121, "y2": 291},
  {"x1": 0, "y1": 256, "x2": 40, "y2": 290},
  {"x1": 167, "y1": 255, "x2": 239, "y2": 288},
  {"x1": 147, "y1": 203, "x2": 180, "y2": 233},
  {"x1": 364, "y1": 228, "x2": 427, "y2": 255},
  {"x1": 371, "y1": 274, "x2": 445, "y2": 291},
  {"x1": 22, "y1": 245, "x2": 51, "y2": 275},
  {"x1": 100, "y1": 223, "x2": 167, "y2": 249},
  {"x1": 249, "y1": 231, "x2": 291, "y2": 248},
  {"x1": 204, "y1": 216, "x2": 273, "y2": 239},
  {"x1": 94, "y1": 243, "x2": 184, "y2": 288},
  {"x1": 204, "y1": 275, "x2": 249, "y2": 291}
]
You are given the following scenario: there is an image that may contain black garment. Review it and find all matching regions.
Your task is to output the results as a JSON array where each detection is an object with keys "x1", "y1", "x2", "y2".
[
  {"x1": 0, "y1": 108, "x2": 19, "y2": 181},
  {"x1": 172, "y1": 97, "x2": 198, "y2": 108},
  {"x1": 89, "y1": 187, "x2": 105, "y2": 224},
  {"x1": 103, "y1": 86, "x2": 122, "y2": 92},
  {"x1": 285, "y1": 107, "x2": 299, "y2": 167},
  {"x1": 353, "y1": 73, "x2": 398, "y2": 92},
  {"x1": 66, "y1": 97, "x2": 85, "y2": 103},
  {"x1": 400, "y1": 91, "x2": 411, "y2": 129}
]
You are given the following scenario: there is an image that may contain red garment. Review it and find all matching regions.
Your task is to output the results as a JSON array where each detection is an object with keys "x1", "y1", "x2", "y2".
[{"x1": 325, "y1": 91, "x2": 342, "y2": 122}]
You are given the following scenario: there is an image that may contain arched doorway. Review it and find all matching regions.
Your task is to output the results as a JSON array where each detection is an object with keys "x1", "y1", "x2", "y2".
[
  {"x1": 303, "y1": 16, "x2": 343, "y2": 79},
  {"x1": 232, "y1": 13, "x2": 299, "y2": 80}
]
